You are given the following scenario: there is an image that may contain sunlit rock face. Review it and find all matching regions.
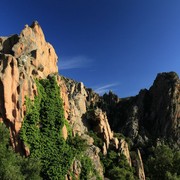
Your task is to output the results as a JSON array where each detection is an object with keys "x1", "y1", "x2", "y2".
[{"x1": 0, "y1": 21, "x2": 58, "y2": 152}]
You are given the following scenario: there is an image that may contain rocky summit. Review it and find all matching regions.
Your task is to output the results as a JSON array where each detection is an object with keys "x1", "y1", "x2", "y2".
[{"x1": 0, "y1": 22, "x2": 179, "y2": 180}]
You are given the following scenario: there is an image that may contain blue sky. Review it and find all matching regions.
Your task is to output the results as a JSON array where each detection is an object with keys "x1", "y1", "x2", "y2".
[{"x1": 1, "y1": 0, "x2": 180, "y2": 97}]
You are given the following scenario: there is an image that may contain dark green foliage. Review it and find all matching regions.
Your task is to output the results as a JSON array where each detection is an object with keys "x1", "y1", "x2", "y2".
[
  {"x1": 0, "y1": 123, "x2": 23, "y2": 180},
  {"x1": 88, "y1": 127, "x2": 135, "y2": 179},
  {"x1": 108, "y1": 166, "x2": 134, "y2": 180},
  {"x1": 67, "y1": 134, "x2": 88, "y2": 153},
  {"x1": 165, "y1": 172, "x2": 180, "y2": 180},
  {"x1": 80, "y1": 156, "x2": 94, "y2": 180},
  {"x1": 88, "y1": 131, "x2": 103, "y2": 149},
  {"x1": 20, "y1": 157, "x2": 42, "y2": 180},
  {"x1": 100, "y1": 149, "x2": 135, "y2": 180},
  {"x1": 0, "y1": 123, "x2": 41, "y2": 180},
  {"x1": 114, "y1": 132, "x2": 126, "y2": 139},
  {"x1": 145, "y1": 144, "x2": 180, "y2": 180}
]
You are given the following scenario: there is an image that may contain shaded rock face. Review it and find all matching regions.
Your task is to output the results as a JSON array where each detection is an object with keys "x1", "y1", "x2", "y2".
[
  {"x1": 131, "y1": 149, "x2": 145, "y2": 180},
  {"x1": 147, "y1": 72, "x2": 180, "y2": 143},
  {"x1": 100, "y1": 72, "x2": 180, "y2": 147},
  {"x1": 0, "y1": 22, "x2": 58, "y2": 152}
]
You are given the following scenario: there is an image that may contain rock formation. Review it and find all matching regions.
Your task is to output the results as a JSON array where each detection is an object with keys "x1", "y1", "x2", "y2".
[
  {"x1": 136, "y1": 149, "x2": 145, "y2": 180},
  {"x1": 119, "y1": 139, "x2": 132, "y2": 166},
  {"x1": 60, "y1": 77, "x2": 88, "y2": 135},
  {"x1": 147, "y1": 72, "x2": 180, "y2": 144},
  {"x1": 100, "y1": 72, "x2": 180, "y2": 148},
  {"x1": 0, "y1": 21, "x2": 58, "y2": 152},
  {"x1": 0, "y1": 22, "x2": 179, "y2": 179},
  {"x1": 131, "y1": 149, "x2": 145, "y2": 180},
  {"x1": 86, "y1": 108, "x2": 113, "y2": 152}
]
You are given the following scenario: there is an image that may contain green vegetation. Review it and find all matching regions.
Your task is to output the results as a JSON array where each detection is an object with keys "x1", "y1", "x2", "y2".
[
  {"x1": 88, "y1": 130, "x2": 135, "y2": 180},
  {"x1": 88, "y1": 131, "x2": 103, "y2": 149},
  {"x1": 20, "y1": 76, "x2": 101, "y2": 180},
  {"x1": 68, "y1": 134, "x2": 102, "y2": 179},
  {"x1": 21, "y1": 76, "x2": 72, "y2": 179},
  {"x1": 145, "y1": 144, "x2": 180, "y2": 180},
  {"x1": 0, "y1": 123, "x2": 42, "y2": 180},
  {"x1": 100, "y1": 150, "x2": 135, "y2": 180},
  {"x1": 80, "y1": 156, "x2": 102, "y2": 180}
]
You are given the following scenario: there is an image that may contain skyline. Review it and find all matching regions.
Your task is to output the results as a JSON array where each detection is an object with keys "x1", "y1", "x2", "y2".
[{"x1": 1, "y1": 0, "x2": 180, "y2": 97}]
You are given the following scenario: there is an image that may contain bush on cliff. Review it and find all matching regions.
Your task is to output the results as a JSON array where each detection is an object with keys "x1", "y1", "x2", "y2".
[
  {"x1": 145, "y1": 144, "x2": 180, "y2": 180},
  {"x1": 0, "y1": 123, "x2": 42, "y2": 180},
  {"x1": 100, "y1": 149, "x2": 135, "y2": 180}
]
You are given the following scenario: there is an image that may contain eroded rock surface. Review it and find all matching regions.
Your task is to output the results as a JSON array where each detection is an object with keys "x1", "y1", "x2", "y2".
[
  {"x1": 119, "y1": 139, "x2": 132, "y2": 166},
  {"x1": 0, "y1": 22, "x2": 58, "y2": 152},
  {"x1": 60, "y1": 77, "x2": 88, "y2": 135}
]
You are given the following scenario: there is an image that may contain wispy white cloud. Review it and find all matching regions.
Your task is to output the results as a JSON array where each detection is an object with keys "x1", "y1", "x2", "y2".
[
  {"x1": 58, "y1": 55, "x2": 92, "y2": 70},
  {"x1": 94, "y1": 83, "x2": 119, "y2": 95}
]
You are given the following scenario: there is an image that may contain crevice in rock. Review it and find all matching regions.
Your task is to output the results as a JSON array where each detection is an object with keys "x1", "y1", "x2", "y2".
[
  {"x1": 17, "y1": 85, "x2": 21, "y2": 94},
  {"x1": 19, "y1": 72, "x2": 25, "y2": 79},
  {"x1": 12, "y1": 109, "x2": 17, "y2": 118},
  {"x1": 32, "y1": 69, "x2": 38, "y2": 76},
  {"x1": 12, "y1": 93, "x2": 16, "y2": 103}
]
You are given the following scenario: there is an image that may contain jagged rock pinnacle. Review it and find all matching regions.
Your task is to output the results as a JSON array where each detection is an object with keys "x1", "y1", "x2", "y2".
[{"x1": 0, "y1": 22, "x2": 58, "y2": 152}]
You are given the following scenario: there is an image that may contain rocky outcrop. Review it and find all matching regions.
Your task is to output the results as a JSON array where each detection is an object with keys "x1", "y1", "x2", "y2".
[
  {"x1": 136, "y1": 149, "x2": 146, "y2": 180},
  {"x1": 0, "y1": 22, "x2": 58, "y2": 152},
  {"x1": 147, "y1": 72, "x2": 180, "y2": 144},
  {"x1": 85, "y1": 145, "x2": 104, "y2": 178},
  {"x1": 100, "y1": 72, "x2": 180, "y2": 148},
  {"x1": 131, "y1": 149, "x2": 146, "y2": 180},
  {"x1": 119, "y1": 139, "x2": 132, "y2": 166},
  {"x1": 86, "y1": 108, "x2": 113, "y2": 154},
  {"x1": 60, "y1": 76, "x2": 140, "y2": 168},
  {"x1": 0, "y1": 19, "x2": 134, "y2": 175},
  {"x1": 60, "y1": 77, "x2": 88, "y2": 135},
  {"x1": 59, "y1": 77, "x2": 105, "y2": 178}
]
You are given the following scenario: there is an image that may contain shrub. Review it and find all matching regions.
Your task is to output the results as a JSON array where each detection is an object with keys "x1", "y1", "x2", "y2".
[
  {"x1": 145, "y1": 144, "x2": 180, "y2": 180},
  {"x1": 0, "y1": 123, "x2": 41, "y2": 180},
  {"x1": 100, "y1": 149, "x2": 135, "y2": 179}
]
